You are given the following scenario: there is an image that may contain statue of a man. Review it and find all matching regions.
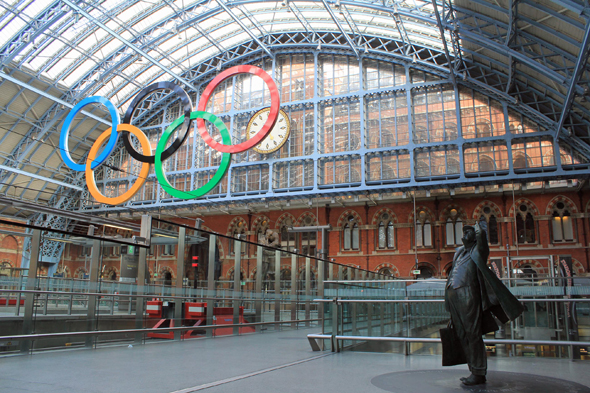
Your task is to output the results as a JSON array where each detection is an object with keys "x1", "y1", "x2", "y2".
[{"x1": 444, "y1": 222, "x2": 523, "y2": 386}]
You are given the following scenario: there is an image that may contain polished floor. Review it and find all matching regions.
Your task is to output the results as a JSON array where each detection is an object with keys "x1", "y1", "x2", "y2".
[{"x1": 1, "y1": 328, "x2": 589, "y2": 393}]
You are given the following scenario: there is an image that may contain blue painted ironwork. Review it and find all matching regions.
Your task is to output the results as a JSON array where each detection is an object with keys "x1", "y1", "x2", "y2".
[
  {"x1": 556, "y1": 19, "x2": 590, "y2": 141},
  {"x1": 0, "y1": 0, "x2": 589, "y2": 219}
]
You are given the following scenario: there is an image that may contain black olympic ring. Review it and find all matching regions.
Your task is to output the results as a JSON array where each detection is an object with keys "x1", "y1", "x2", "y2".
[{"x1": 122, "y1": 81, "x2": 193, "y2": 164}]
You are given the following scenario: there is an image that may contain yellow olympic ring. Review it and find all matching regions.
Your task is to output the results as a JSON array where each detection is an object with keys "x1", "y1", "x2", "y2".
[{"x1": 85, "y1": 124, "x2": 151, "y2": 205}]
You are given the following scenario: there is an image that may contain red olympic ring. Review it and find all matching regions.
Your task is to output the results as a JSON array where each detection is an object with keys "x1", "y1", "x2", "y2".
[{"x1": 196, "y1": 65, "x2": 280, "y2": 154}]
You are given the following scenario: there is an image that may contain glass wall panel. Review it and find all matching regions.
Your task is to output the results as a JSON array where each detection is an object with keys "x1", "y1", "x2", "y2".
[
  {"x1": 230, "y1": 165, "x2": 269, "y2": 194},
  {"x1": 280, "y1": 106, "x2": 314, "y2": 158},
  {"x1": 319, "y1": 100, "x2": 361, "y2": 154},
  {"x1": 412, "y1": 85, "x2": 457, "y2": 143},
  {"x1": 460, "y1": 87, "x2": 506, "y2": 138},
  {"x1": 464, "y1": 143, "x2": 509, "y2": 174},
  {"x1": 512, "y1": 138, "x2": 555, "y2": 170},
  {"x1": 366, "y1": 91, "x2": 409, "y2": 148},
  {"x1": 233, "y1": 59, "x2": 273, "y2": 110},
  {"x1": 278, "y1": 54, "x2": 314, "y2": 103},
  {"x1": 273, "y1": 161, "x2": 314, "y2": 190},
  {"x1": 363, "y1": 59, "x2": 406, "y2": 90},
  {"x1": 508, "y1": 108, "x2": 546, "y2": 134},
  {"x1": 319, "y1": 55, "x2": 360, "y2": 97},
  {"x1": 366, "y1": 151, "x2": 411, "y2": 182},
  {"x1": 318, "y1": 155, "x2": 362, "y2": 186},
  {"x1": 414, "y1": 147, "x2": 460, "y2": 178}
]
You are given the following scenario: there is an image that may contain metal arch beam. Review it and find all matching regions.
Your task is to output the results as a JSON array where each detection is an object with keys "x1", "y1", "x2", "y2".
[
  {"x1": 288, "y1": 1, "x2": 318, "y2": 41},
  {"x1": 0, "y1": 0, "x2": 69, "y2": 65},
  {"x1": 556, "y1": 19, "x2": 590, "y2": 140},
  {"x1": 454, "y1": 2, "x2": 586, "y2": 91},
  {"x1": 431, "y1": 0, "x2": 456, "y2": 85},
  {"x1": 0, "y1": 71, "x2": 110, "y2": 126},
  {"x1": 505, "y1": 0, "x2": 519, "y2": 94},
  {"x1": 48, "y1": 0, "x2": 439, "y2": 101},
  {"x1": 0, "y1": 164, "x2": 83, "y2": 191},
  {"x1": 238, "y1": 4, "x2": 270, "y2": 39},
  {"x1": 320, "y1": 0, "x2": 360, "y2": 57},
  {"x1": 214, "y1": 0, "x2": 274, "y2": 58},
  {"x1": 62, "y1": 0, "x2": 195, "y2": 92},
  {"x1": 338, "y1": 4, "x2": 364, "y2": 45},
  {"x1": 457, "y1": 28, "x2": 568, "y2": 86}
]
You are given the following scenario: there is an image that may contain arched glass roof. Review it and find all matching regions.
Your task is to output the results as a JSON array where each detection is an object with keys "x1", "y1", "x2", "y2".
[{"x1": 0, "y1": 0, "x2": 588, "y2": 219}]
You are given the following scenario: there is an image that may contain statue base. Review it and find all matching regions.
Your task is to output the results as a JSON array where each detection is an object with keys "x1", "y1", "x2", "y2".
[{"x1": 371, "y1": 370, "x2": 590, "y2": 392}]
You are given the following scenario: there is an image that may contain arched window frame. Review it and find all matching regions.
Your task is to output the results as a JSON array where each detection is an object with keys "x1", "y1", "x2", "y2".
[
  {"x1": 342, "y1": 215, "x2": 360, "y2": 251},
  {"x1": 444, "y1": 209, "x2": 463, "y2": 246},
  {"x1": 229, "y1": 225, "x2": 247, "y2": 256},
  {"x1": 552, "y1": 203, "x2": 575, "y2": 243},
  {"x1": 280, "y1": 219, "x2": 296, "y2": 255},
  {"x1": 478, "y1": 208, "x2": 501, "y2": 246},
  {"x1": 415, "y1": 211, "x2": 432, "y2": 248},
  {"x1": 515, "y1": 204, "x2": 537, "y2": 244},
  {"x1": 376, "y1": 214, "x2": 395, "y2": 250}
]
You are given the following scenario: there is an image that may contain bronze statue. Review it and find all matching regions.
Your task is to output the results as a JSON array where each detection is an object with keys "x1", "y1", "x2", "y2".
[{"x1": 443, "y1": 222, "x2": 524, "y2": 385}]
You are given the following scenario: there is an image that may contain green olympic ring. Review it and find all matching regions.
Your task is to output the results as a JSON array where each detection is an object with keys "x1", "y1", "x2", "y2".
[{"x1": 155, "y1": 111, "x2": 232, "y2": 199}]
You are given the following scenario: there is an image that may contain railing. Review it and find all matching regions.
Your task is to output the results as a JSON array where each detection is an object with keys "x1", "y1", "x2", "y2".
[{"x1": 309, "y1": 279, "x2": 590, "y2": 360}]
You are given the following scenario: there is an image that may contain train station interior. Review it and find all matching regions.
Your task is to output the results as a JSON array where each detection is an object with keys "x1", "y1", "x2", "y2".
[{"x1": 0, "y1": 0, "x2": 589, "y2": 391}]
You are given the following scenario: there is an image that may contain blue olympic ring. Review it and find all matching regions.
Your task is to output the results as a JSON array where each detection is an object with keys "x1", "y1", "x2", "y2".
[{"x1": 59, "y1": 96, "x2": 120, "y2": 172}]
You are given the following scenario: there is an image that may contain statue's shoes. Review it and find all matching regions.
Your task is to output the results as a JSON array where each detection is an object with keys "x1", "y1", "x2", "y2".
[{"x1": 461, "y1": 375, "x2": 486, "y2": 385}]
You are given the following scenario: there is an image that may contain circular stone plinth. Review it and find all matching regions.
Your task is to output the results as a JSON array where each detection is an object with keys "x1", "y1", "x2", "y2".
[{"x1": 371, "y1": 370, "x2": 590, "y2": 393}]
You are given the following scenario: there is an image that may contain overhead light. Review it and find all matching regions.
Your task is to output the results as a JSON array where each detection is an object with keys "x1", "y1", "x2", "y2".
[
  {"x1": 104, "y1": 223, "x2": 133, "y2": 231},
  {"x1": 317, "y1": 42, "x2": 322, "y2": 51},
  {"x1": 216, "y1": 61, "x2": 222, "y2": 71},
  {"x1": 412, "y1": 54, "x2": 417, "y2": 63},
  {"x1": 364, "y1": 44, "x2": 369, "y2": 54}
]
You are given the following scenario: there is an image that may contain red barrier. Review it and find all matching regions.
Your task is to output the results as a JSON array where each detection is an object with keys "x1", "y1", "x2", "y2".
[
  {"x1": 0, "y1": 298, "x2": 25, "y2": 306},
  {"x1": 146, "y1": 299, "x2": 163, "y2": 318}
]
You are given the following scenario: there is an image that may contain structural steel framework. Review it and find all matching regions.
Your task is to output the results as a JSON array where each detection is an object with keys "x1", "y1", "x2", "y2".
[{"x1": 0, "y1": 0, "x2": 588, "y2": 261}]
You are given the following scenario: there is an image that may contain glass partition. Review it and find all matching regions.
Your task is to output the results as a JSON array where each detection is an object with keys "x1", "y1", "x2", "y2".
[
  {"x1": 321, "y1": 278, "x2": 590, "y2": 360},
  {"x1": 0, "y1": 214, "x2": 379, "y2": 354}
]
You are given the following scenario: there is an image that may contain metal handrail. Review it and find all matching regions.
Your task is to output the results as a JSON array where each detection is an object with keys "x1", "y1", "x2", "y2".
[
  {"x1": 306, "y1": 333, "x2": 590, "y2": 347},
  {"x1": 0, "y1": 318, "x2": 321, "y2": 341},
  {"x1": 312, "y1": 298, "x2": 590, "y2": 303},
  {"x1": 0, "y1": 289, "x2": 310, "y2": 301}
]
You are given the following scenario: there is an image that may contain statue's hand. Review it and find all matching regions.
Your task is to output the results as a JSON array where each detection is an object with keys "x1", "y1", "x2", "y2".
[{"x1": 474, "y1": 221, "x2": 481, "y2": 236}]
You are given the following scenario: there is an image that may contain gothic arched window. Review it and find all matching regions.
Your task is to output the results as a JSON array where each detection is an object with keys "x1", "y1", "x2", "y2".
[
  {"x1": 552, "y1": 202, "x2": 574, "y2": 242},
  {"x1": 445, "y1": 209, "x2": 463, "y2": 246},
  {"x1": 377, "y1": 213, "x2": 395, "y2": 249},
  {"x1": 229, "y1": 222, "x2": 246, "y2": 255},
  {"x1": 343, "y1": 215, "x2": 360, "y2": 250},
  {"x1": 479, "y1": 206, "x2": 500, "y2": 245},
  {"x1": 516, "y1": 204, "x2": 536, "y2": 244},
  {"x1": 415, "y1": 210, "x2": 432, "y2": 247}
]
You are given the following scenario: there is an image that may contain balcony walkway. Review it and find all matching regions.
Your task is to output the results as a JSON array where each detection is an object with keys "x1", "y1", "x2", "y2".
[{"x1": 1, "y1": 327, "x2": 589, "y2": 393}]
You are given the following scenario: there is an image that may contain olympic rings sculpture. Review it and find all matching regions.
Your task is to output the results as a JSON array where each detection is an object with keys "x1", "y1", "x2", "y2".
[{"x1": 59, "y1": 65, "x2": 280, "y2": 205}]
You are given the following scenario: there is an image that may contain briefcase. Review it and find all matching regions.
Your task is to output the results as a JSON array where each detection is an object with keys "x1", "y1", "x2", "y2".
[{"x1": 440, "y1": 324, "x2": 467, "y2": 366}]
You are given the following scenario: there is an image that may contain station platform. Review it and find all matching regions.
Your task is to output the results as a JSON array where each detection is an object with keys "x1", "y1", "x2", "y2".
[{"x1": 1, "y1": 328, "x2": 589, "y2": 393}]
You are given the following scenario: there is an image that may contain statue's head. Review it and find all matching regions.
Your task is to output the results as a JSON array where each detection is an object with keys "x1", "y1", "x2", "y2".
[{"x1": 462, "y1": 225, "x2": 476, "y2": 247}]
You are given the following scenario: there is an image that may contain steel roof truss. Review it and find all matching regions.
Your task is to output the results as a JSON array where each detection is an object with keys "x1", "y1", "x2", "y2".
[
  {"x1": 320, "y1": 0, "x2": 360, "y2": 57},
  {"x1": 214, "y1": 0, "x2": 274, "y2": 59},
  {"x1": 431, "y1": 0, "x2": 456, "y2": 85},
  {"x1": 556, "y1": 19, "x2": 590, "y2": 141},
  {"x1": 288, "y1": 1, "x2": 318, "y2": 41}
]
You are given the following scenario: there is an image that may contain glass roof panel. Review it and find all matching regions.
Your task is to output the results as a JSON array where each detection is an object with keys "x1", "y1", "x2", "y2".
[
  {"x1": 0, "y1": 0, "x2": 51, "y2": 48},
  {"x1": 131, "y1": 5, "x2": 174, "y2": 32},
  {"x1": 135, "y1": 65, "x2": 161, "y2": 86},
  {"x1": 63, "y1": 59, "x2": 98, "y2": 86},
  {"x1": 116, "y1": 2, "x2": 153, "y2": 25}
]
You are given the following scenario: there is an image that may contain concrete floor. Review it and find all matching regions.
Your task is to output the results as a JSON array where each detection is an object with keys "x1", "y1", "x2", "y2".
[{"x1": 1, "y1": 328, "x2": 589, "y2": 393}]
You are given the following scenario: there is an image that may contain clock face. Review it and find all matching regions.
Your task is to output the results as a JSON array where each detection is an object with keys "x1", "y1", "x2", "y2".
[{"x1": 247, "y1": 108, "x2": 290, "y2": 154}]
